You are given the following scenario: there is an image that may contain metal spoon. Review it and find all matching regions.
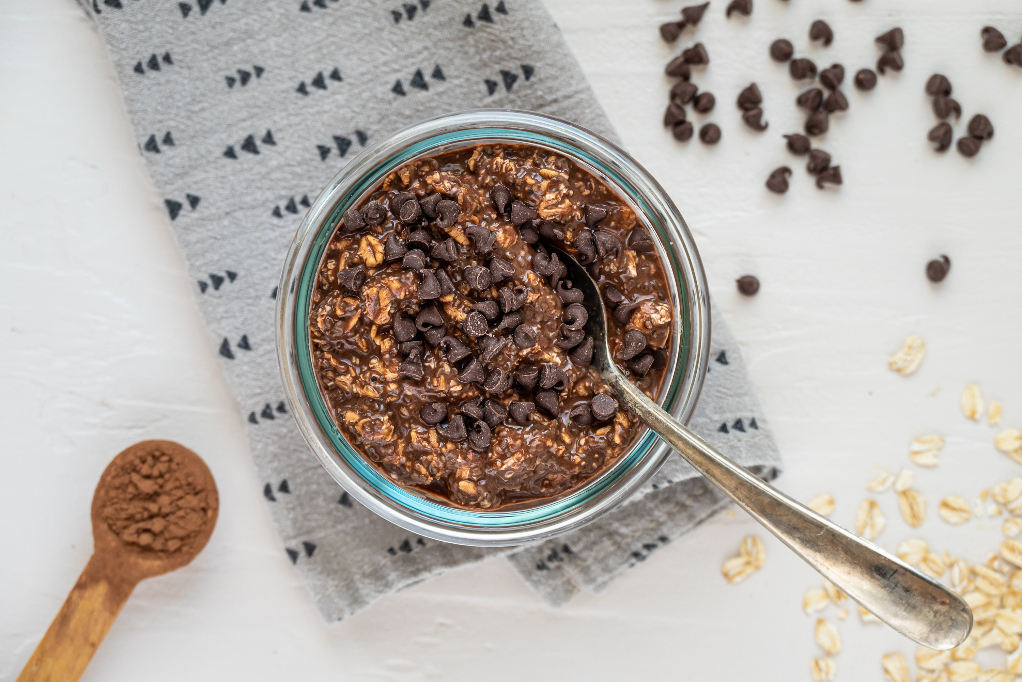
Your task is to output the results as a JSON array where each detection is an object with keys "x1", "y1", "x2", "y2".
[{"x1": 551, "y1": 245, "x2": 972, "y2": 650}]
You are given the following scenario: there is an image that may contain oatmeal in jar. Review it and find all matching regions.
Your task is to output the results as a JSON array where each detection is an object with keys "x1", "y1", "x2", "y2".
[{"x1": 308, "y1": 144, "x2": 674, "y2": 509}]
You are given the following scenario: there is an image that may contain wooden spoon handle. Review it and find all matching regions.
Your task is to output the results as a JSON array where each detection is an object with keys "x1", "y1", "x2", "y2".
[{"x1": 18, "y1": 553, "x2": 138, "y2": 682}]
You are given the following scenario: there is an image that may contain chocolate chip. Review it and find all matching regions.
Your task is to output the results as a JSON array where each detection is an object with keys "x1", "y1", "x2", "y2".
[
  {"x1": 556, "y1": 280, "x2": 584, "y2": 305},
  {"x1": 461, "y1": 397, "x2": 485, "y2": 422},
  {"x1": 613, "y1": 300, "x2": 639, "y2": 326},
  {"x1": 765, "y1": 166, "x2": 792, "y2": 194},
  {"x1": 491, "y1": 184, "x2": 512, "y2": 215},
  {"x1": 463, "y1": 311, "x2": 489, "y2": 337},
  {"x1": 464, "y1": 265, "x2": 492, "y2": 291},
  {"x1": 556, "y1": 326, "x2": 586, "y2": 350},
  {"x1": 694, "y1": 92, "x2": 716, "y2": 113},
  {"x1": 816, "y1": 166, "x2": 842, "y2": 189},
  {"x1": 928, "y1": 122, "x2": 953, "y2": 152},
  {"x1": 620, "y1": 329, "x2": 647, "y2": 360},
  {"x1": 423, "y1": 326, "x2": 444, "y2": 347},
  {"x1": 494, "y1": 310, "x2": 523, "y2": 333},
  {"x1": 796, "y1": 87, "x2": 824, "y2": 111},
  {"x1": 603, "y1": 284, "x2": 625, "y2": 309},
  {"x1": 982, "y1": 26, "x2": 1008, "y2": 52},
  {"x1": 384, "y1": 234, "x2": 407, "y2": 262},
  {"x1": 534, "y1": 390, "x2": 560, "y2": 416},
  {"x1": 538, "y1": 221, "x2": 566, "y2": 243},
  {"x1": 770, "y1": 39, "x2": 794, "y2": 62},
  {"x1": 399, "y1": 199, "x2": 422, "y2": 224},
  {"x1": 483, "y1": 367, "x2": 512, "y2": 394},
  {"x1": 584, "y1": 205, "x2": 609, "y2": 229},
  {"x1": 957, "y1": 136, "x2": 982, "y2": 157},
  {"x1": 681, "y1": 2, "x2": 709, "y2": 24},
  {"x1": 465, "y1": 422, "x2": 490, "y2": 452},
  {"x1": 628, "y1": 229, "x2": 655, "y2": 254},
  {"x1": 665, "y1": 55, "x2": 692, "y2": 79},
  {"x1": 670, "y1": 81, "x2": 699, "y2": 107},
  {"x1": 742, "y1": 108, "x2": 768, "y2": 131},
  {"x1": 436, "y1": 269, "x2": 455, "y2": 296},
  {"x1": 784, "y1": 134, "x2": 811, "y2": 155},
  {"x1": 431, "y1": 238, "x2": 459, "y2": 262},
  {"x1": 932, "y1": 96, "x2": 961, "y2": 120},
  {"x1": 416, "y1": 302, "x2": 444, "y2": 331},
  {"x1": 925, "y1": 74, "x2": 952, "y2": 97},
  {"x1": 737, "y1": 83, "x2": 762, "y2": 111},
  {"x1": 568, "y1": 403, "x2": 593, "y2": 427},
  {"x1": 364, "y1": 201, "x2": 387, "y2": 226},
  {"x1": 518, "y1": 225, "x2": 539, "y2": 244},
  {"x1": 464, "y1": 225, "x2": 494, "y2": 255},
  {"x1": 726, "y1": 0, "x2": 751, "y2": 17},
  {"x1": 806, "y1": 149, "x2": 831, "y2": 174},
  {"x1": 737, "y1": 275, "x2": 760, "y2": 295},
  {"x1": 487, "y1": 257, "x2": 514, "y2": 285},
  {"x1": 389, "y1": 192, "x2": 415, "y2": 216},
  {"x1": 1006, "y1": 44, "x2": 1022, "y2": 67},
  {"x1": 509, "y1": 200, "x2": 538, "y2": 226},
  {"x1": 968, "y1": 114, "x2": 994, "y2": 140},
  {"x1": 514, "y1": 366, "x2": 539, "y2": 393},
  {"x1": 435, "y1": 200, "x2": 461, "y2": 229},
  {"x1": 805, "y1": 110, "x2": 829, "y2": 136},
  {"x1": 437, "y1": 415, "x2": 467, "y2": 442},
  {"x1": 854, "y1": 68, "x2": 877, "y2": 91},
  {"x1": 399, "y1": 353, "x2": 424, "y2": 379},
  {"x1": 877, "y1": 50, "x2": 904, "y2": 75},
  {"x1": 513, "y1": 324, "x2": 537, "y2": 349},
  {"x1": 538, "y1": 364, "x2": 570, "y2": 392},
  {"x1": 591, "y1": 394, "x2": 618, "y2": 421},
  {"x1": 562, "y1": 303, "x2": 588, "y2": 330},
  {"x1": 441, "y1": 336, "x2": 472, "y2": 364},
  {"x1": 819, "y1": 64, "x2": 845, "y2": 90},
  {"x1": 393, "y1": 313, "x2": 418, "y2": 342},
  {"x1": 483, "y1": 400, "x2": 508, "y2": 428},
  {"x1": 628, "y1": 353, "x2": 656, "y2": 378},
  {"x1": 410, "y1": 194, "x2": 437, "y2": 221},
  {"x1": 508, "y1": 401, "x2": 535, "y2": 425},
  {"x1": 926, "y1": 255, "x2": 951, "y2": 283},
  {"x1": 876, "y1": 27, "x2": 904, "y2": 51},
  {"x1": 343, "y1": 208, "x2": 366, "y2": 233},
  {"x1": 479, "y1": 335, "x2": 508, "y2": 363},
  {"x1": 789, "y1": 58, "x2": 817, "y2": 81},
  {"x1": 823, "y1": 90, "x2": 848, "y2": 113},
  {"x1": 809, "y1": 20, "x2": 833, "y2": 46},
  {"x1": 682, "y1": 42, "x2": 709, "y2": 65},
  {"x1": 660, "y1": 21, "x2": 685, "y2": 43},
  {"x1": 570, "y1": 337, "x2": 594, "y2": 367},
  {"x1": 402, "y1": 248, "x2": 426, "y2": 272},
  {"x1": 651, "y1": 348, "x2": 669, "y2": 370},
  {"x1": 418, "y1": 269, "x2": 441, "y2": 299},
  {"x1": 459, "y1": 358, "x2": 487, "y2": 385},
  {"x1": 500, "y1": 286, "x2": 527, "y2": 314},
  {"x1": 420, "y1": 402, "x2": 447, "y2": 426},
  {"x1": 399, "y1": 340, "x2": 424, "y2": 357},
  {"x1": 337, "y1": 266, "x2": 366, "y2": 294},
  {"x1": 672, "y1": 121, "x2": 695, "y2": 142},
  {"x1": 593, "y1": 230, "x2": 621, "y2": 260},
  {"x1": 699, "y1": 123, "x2": 721, "y2": 144},
  {"x1": 471, "y1": 300, "x2": 500, "y2": 322},
  {"x1": 406, "y1": 228, "x2": 431, "y2": 252}
]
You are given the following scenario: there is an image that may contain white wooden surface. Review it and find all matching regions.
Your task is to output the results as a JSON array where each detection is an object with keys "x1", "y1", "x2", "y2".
[{"x1": 2, "y1": 0, "x2": 1022, "y2": 679}]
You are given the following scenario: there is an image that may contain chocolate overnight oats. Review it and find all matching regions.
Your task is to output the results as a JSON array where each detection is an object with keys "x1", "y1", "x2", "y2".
[{"x1": 307, "y1": 143, "x2": 674, "y2": 509}]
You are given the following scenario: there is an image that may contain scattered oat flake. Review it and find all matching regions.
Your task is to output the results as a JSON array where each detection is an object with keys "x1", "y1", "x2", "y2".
[
  {"x1": 889, "y1": 335, "x2": 926, "y2": 376},
  {"x1": 808, "y1": 494, "x2": 835, "y2": 517},
  {"x1": 897, "y1": 538, "x2": 929, "y2": 565},
  {"x1": 881, "y1": 652, "x2": 911, "y2": 682},
  {"x1": 995, "y1": 430, "x2": 1022, "y2": 465},
  {"x1": 811, "y1": 657, "x2": 837, "y2": 682},
  {"x1": 993, "y1": 478, "x2": 1022, "y2": 505},
  {"x1": 859, "y1": 605, "x2": 881, "y2": 624},
  {"x1": 894, "y1": 468, "x2": 914, "y2": 492},
  {"x1": 835, "y1": 608, "x2": 848, "y2": 620},
  {"x1": 741, "y1": 535, "x2": 766, "y2": 569},
  {"x1": 721, "y1": 535, "x2": 765, "y2": 583},
  {"x1": 803, "y1": 587, "x2": 830, "y2": 615},
  {"x1": 920, "y1": 553, "x2": 947, "y2": 579},
  {"x1": 961, "y1": 384, "x2": 985, "y2": 421},
  {"x1": 939, "y1": 496, "x2": 972, "y2": 525},
  {"x1": 823, "y1": 580, "x2": 846, "y2": 606},
  {"x1": 1009, "y1": 647, "x2": 1022, "y2": 675},
  {"x1": 910, "y1": 435, "x2": 945, "y2": 467},
  {"x1": 815, "y1": 618, "x2": 841, "y2": 655},
  {"x1": 856, "y1": 499, "x2": 886, "y2": 540},
  {"x1": 989, "y1": 401, "x2": 1003, "y2": 426},
  {"x1": 1004, "y1": 518, "x2": 1022, "y2": 538},
  {"x1": 979, "y1": 671, "x2": 1011, "y2": 682},
  {"x1": 1001, "y1": 540, "x2": 1022, "y2": 567},
  {"x1": 867, "y1": 471, "x2": 895, "y2": 493},
  {"x1": 948, "y1": 661, "x2": 981, "y2": 682},
  {"x1": 916, "y1": 647, "x2": 951, "y2": 671},
  {"x1": 898, "y1": 489, "x2": 927, "y2": 528}
]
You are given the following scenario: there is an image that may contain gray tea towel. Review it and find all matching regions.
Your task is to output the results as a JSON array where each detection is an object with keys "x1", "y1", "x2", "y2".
[{"x1": 77, "y1": 0, "x2": 782, "y2": 619}]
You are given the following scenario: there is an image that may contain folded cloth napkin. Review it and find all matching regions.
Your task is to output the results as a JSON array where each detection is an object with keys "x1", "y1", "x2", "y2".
[{"x1": 77, "y1": 0, "x2": 782, "y2": 619}]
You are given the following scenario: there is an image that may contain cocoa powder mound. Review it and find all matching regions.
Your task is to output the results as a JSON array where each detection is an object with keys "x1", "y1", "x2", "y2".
[{"x1": 99, "y1": 447, "x2": 212, "y2": 554}]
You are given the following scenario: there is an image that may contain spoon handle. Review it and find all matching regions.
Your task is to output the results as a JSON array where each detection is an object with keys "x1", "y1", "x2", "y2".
[
  {"x1": 18, "y1": 553, "x2": 138, "y2": 682},
  {"x1": 605, "y1": 372, "x2": 972, "y2": 650}
]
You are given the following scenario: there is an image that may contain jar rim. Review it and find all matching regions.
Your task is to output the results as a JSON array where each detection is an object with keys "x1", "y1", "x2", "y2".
[{"x1": 275, "y1": 110, "x2": 710, "y2": 546}]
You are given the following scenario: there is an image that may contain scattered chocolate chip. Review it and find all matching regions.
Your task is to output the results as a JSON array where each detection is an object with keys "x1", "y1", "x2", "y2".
[
  {"x1": 514, "y1": 366, "x2": 539, "y2": 393},
  {"x1": 823, "y1": 90, "x2": 849, "y2": 113},
  {"x1": 797, "y1": 87, "x2": 824, "y2": 111},
  {"x1": 603, "y1": 284, "x2": 625, "y2": 309},
  {"x1": 538, "y1": 220, "x2": 565, "y2": 242},
  {"x1": 556, "y1": 281, "x2": 584, "y2": 305},
  {"x1": 789, "y1": 58, "x2": 818, "y2": 80},
  {"x1": 927, "y1": 122, "x2": 953, "y2": 152},
  {"x1": 494, "y1": 310, "x2": 523, "y2": 332},
  {"x1": 471, "y1": 300, "x2": 500, "y2": 322},
  {"x1": 682, "y1": 43, "x2": 710, "y2": 65},
  {"x1": 957, "y1": 136, "x2": 982, "y2": 158},
  {"x1": 534, "y1": 390, "x2": 560, "y2": 417},
  {"x1": 699, "y1": 123, "x2": 722, "y2": 144},
  {"x1": 784, "y1": 133, "x2": 811, "y2": 155},
  {"x1": 877, "y1": 50, "x2": 904, "y2": 75},
  {"x1": 926, "y1": 255, "x2": 951, "y2": 283},
  {"x1": 854, "y1": 68, "x2": 878, "y2": 91},
  {"x1": 399, "y1": 353, "x2": 424, "y2": 379},
  {"x1": 420, "y1": 402, "x2": 447, "y2": 426},
  {"x1": 681, "y1": 2, "x2": 709, "y2": 24},
  {"x1": 483, "y1": 367, "x2": 512, "y2": 394},
  {"x1": 402, "y1": 248, "x2": 426, "y2": 272},
  {"x1": 570, "y1": 337, "x2": 594, "y2": 367},
  {"x1": 816, "y1": 165, "x2": 842, "y2": 189},
  {"x1": 628, "y1": 229, "x2": 655, "y2": 254},
  {"x1": 383, "y1": 234, "x2": 407, "y2": 262},
  {"x1": 925, "y1": 74, "x2": 952, "y2": 97},
  {"x1": 737, "y1": 83, "x2": 763, "y2": 110},
  {"x1": 665, "y1": 55, "x2": 692, "y2": 79},
  {"x1": 464, "y1": 265, "x2": 492, "y2": 291},
  {"x1": 513, "y1": 324, "x2": 537, "y2": 349},
  {"x1": 418, "y1": 269, "x2": 441, "y2": 299},
  {"x1": 491, "y1": 184, "x2": 512, "y2": 215},
  {"x1": 694, "y1": 92, "x2": 716, "y2": 113},
  {"x1": 664, "y1": 102, "x2": 687, "y2": 128},
  {"x1": 737, "y1": 275, "x2": 760, "y2": 295},
  {"x1": 429, "y1": 238, "x2": 458, "y2": 262},
  {"x1": 479, "y1": 335, "x2": 508, "y2": 363},
  {"x1": 562, "y1": 303, "x2": 589, "y2": 330},
  {"x1": 742, "y1": 107, "x2": 769, "y2": 131},
  {"x1": 591, "y1": 393, "x2": 618, "y2": 421},
  {"x1": 556, "y1": 326, "x2": 586, "y2": 350},
  {"x1": 594, "y1": 230, "x2": 622, "y2": 259},
  {"x1": 809, "y1": 19, "x2": 833, "y2": 46},
  {"x1": 651, "y1": 348, "x2": 669, "y2": 370},
  {"x1": 461, "y1": 396, "x2": 485, "y2": 422},
  {"x1": 968, "y1": 114, "x2": 994, "y2": 140},
  {"x1": 770, "y1": 39, "x2": 794, "y2": 62},
  {"x1": 981, "y1": 26, "x2": 1008, "y2": 52},
  {"x1": 441, "y1": 336, "x2": 472, "y2": 364},
  {"x1": 508, "y1": 401, "x2": 535, "y2": 425},
  {"x1": 1004, "y1": 44, "x2": 1022, "y2": 67},
  {"x1": 875, "y1": 27, "x2": 905, "y2": 51},
  {"x1": 406, "y1": 228, "x2": 431, "y2": 253},
  {"x1": 726, "y1": 0, "x2": 752, "y2": 18},
  {"x1": 539, "y1": 364, "x2": 570, "y2": 392},
  {"x1": 435, "y1": 200, "x2": 461, "y2": 229},
  {"x1": 388, "y1": 192, "x2": 414, "y2": 216},
  {"x1": 463, "y1": 311, "x2": 489, "y2": 337},
  {"x1": 613, "y1": 300, "x2": 639, "y2": 326},
  {"x1": 660, "y1": 21, "x2": 685, "y2": 43},
  {"x1": 805, "y1": 109, "x2": 829, "y2": 136},
  {"x1": 337, "y1": 266, "x2": 366, "y2": 295},
  {"x1": 628, "y1": 353, "x2": 655, "y2": 378},
  {"x1": 483, "y1": 400, "x2": 508, "y2": 428},
  {"x1": 509, "y1": 200, "x2": 538, "y2": 226},
  {"x1": 465, "y1": 225, "x2": 495, "y2": 255},
  {"x1": 458, "y1": 358, "x2": 487, "y2": 385},
  {"x1": 437, "y1": 415, "x2": 467, "y2": 442},
  {"x1": 806, "y1": 149, "x2": 831, "y2": 174},
  {"x1": 399, "y1": 199, "x2": 422, "y2": 224},
  {"x1": 399, "y1": 340, "x2": 423, "y2": 357},
  {"x1": 342, "y1": 207, "x2": 366, "y2": 233},
  {"x1": 819, "y1": 64, "x2": 845, "y2": 90},
  {"x1": 765, "y1": 166, "x2": 792, "y2": 194},
  {"x1": 932, "y1": 96, "x2": 961, "y2": 120},
  {"x1": 672, "y1": 121, "x2": 695, "y2": 142},
  {"x1": 436, "y1": 269, "x2": 455, "y2": 296},
  {"x1": 620, "y1": 329, "x2": 647, "y2": 360},
  {"x1": 393, "y1": 313, "x2": 418, "y2": 342},
  {"x1": 670, "y1": 80, "x2": 699, "y2": 106}
]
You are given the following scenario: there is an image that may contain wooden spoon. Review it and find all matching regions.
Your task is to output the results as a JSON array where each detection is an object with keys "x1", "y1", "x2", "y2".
[{"x1": 18, "y1": 440, "x2": 218, "y2": 682}]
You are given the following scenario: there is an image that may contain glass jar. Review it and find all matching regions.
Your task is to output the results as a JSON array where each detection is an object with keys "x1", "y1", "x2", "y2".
[{"x1": 276, "y1": 110, "x2": 710, "y2": 547}]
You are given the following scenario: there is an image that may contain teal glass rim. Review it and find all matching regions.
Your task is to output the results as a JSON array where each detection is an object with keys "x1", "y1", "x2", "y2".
[{"x1": 276, "y1": 111, "x2": 710, "y2": 547}]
